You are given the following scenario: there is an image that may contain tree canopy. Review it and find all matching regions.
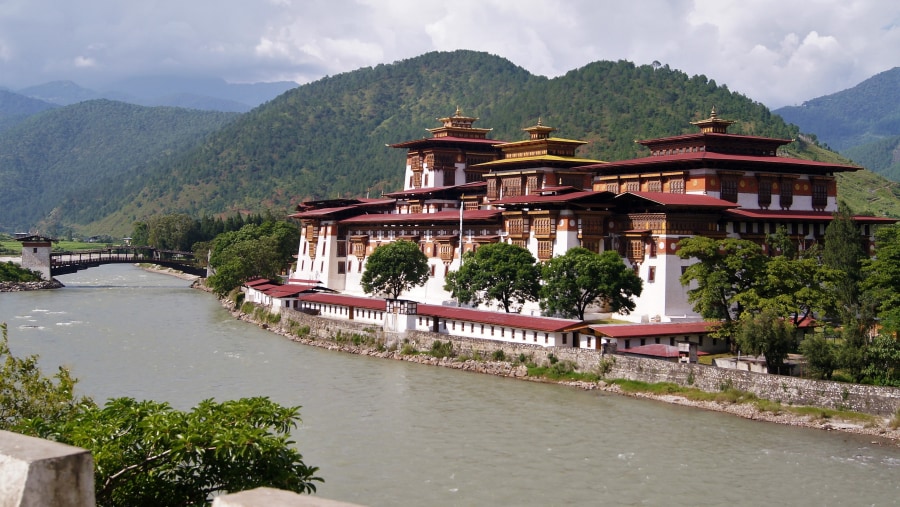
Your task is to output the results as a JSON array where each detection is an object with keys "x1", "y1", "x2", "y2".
[
  {"x1": 1, "y1": 322, "x2": 322, "y2": 505},
  {"x1": 206, "y1": 220, "x2": 301, "y2": 295},
  {"x1": 360, "y1": 239, "x2": 430, "y2": 299},
  {"x1": 539, "y1": 248, "x2": 643, "y2": 320},
  {"x1": 445, "y1": 242, "x2": 540, "y2": 313},
  {"x1": 677, "y1": 237, "x2": 767, "y2": 326}
]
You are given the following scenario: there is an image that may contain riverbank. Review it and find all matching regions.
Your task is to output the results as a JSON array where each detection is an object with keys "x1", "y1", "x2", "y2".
[{"x1": 212, "y1": 287, "x2": 900, "y2": 446}]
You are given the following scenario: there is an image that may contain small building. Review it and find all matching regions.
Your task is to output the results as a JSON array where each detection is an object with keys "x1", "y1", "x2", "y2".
[
  {"x1": 589, "y1": 321, "x2": 726, "y2": 355},
  {"x1": 16, "y1": 235, "x2": 55, "y2": 280}
]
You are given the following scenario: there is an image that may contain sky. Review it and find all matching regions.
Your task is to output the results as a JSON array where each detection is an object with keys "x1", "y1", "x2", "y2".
[{"x1": 0, "y1": 0, "x2": 898, "y2": 109}]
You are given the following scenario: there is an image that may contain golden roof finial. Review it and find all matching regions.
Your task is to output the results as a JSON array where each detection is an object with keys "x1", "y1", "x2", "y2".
[
  {"x1": 455, "y1": 105, "x2": 462, "y2": 116},
  {"x1": 537, "y1": 116, "x2": 543, "y2": 126},
  {"x1": 710, "y1": 106, "x2": 718, "y2": 119}
]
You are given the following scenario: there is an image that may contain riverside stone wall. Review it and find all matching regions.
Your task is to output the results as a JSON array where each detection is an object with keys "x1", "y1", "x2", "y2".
[{"x1": 271, "y1": 308, "x2": 900, "y2": 417}]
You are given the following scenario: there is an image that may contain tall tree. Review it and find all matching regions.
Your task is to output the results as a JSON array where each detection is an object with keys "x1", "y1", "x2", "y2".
[
  {"x1": 823, "y1": 202, "x2": 866, "y2": 323},
  {"x1": 677, "y1": 236, "x2": 768, "y2": 329},
  {"x1": 862, "y1": 223, "x2": 900, "y2": 332},
  {"x1": 445, "y1": 242, "x2": 540, "y2": 313},
  {"x1": 360, "y1": 240, "x2": 429, "y2": 299},
  {"x1": 737, "y1": 244, "x2": 837, "y2": 328},
  {"x1": 539, "y1": 248, "x2": 643, "y2": 320}
]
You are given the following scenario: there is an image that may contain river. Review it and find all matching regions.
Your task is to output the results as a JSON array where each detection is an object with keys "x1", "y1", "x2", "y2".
[{"x1": 2, "y1": 264, "x2": 898, "y2": 506}]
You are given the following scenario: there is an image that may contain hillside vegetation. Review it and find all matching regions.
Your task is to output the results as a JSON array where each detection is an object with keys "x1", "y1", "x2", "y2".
[
  {"x1": 775, "y1": 67, "x2": 900, "y2": 180},
  {"x1": 2, "y1": 50, "x2": 899, "y2": 236},
  {"x1": 0, "y1": 100, "x2": 238, "y2": 233}
]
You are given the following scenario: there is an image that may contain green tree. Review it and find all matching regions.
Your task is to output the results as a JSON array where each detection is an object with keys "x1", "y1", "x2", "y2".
[
  {"x1": 862, "y1": 223, "x2": 900, "y2": 330},
  {"x1": 677, "y1": 237, "x2": 767, "y2": 340},
  {"x1": 0, "y1": 323, "x2": 86, "y2": 430},
  {"x1": 738, "y1": 245, "x2": 837, "y2": 328},
  {"x1": 861, "y1": 334, "x2": 900, "y2": 386},
  {"x1": 1, "y1": 323, "x2": 322, "y2": 505},
  {"x1": 799, "y1": 332, "x2": 839, "y2": 380},
  {"x1": 445, "y1": 242, "x2": 539, "y2": 313},
  {"x1": 733, "y1": 309, "x2": 796, "y2": 374},
  {"x1": 360, "y1": 240, "x2": 429, "y2": 299},
  {"x1": 206, "y1": 221, "x2": 301, "y2": 295},
  {"x1": 147, "y1": 214, "x2": 200, "y2": 251},
  {"x1": 539, "y1": 248, "x2": 643, "y2": 319},
  {"x1": 823, "y1": 202, "x2": 866, "y2": 324},
  {"x1": 29, "y1": 397, "x2": 322, "y2": 507},
  {"x1": 207, "y1": 236, "x2": 283, "y2": 295}
]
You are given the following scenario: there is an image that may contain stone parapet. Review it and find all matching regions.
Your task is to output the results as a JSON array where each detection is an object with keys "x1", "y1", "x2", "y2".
[{"x1": 0, "y1": 430, "x2": 95, "y2": 507}]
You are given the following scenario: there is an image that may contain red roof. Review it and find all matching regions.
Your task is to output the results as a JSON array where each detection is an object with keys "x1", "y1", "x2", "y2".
[
  {"x1": 726, "y1": 209, "x2": 898, "y2": 224},
  {"x1": 298, "y1": 292, "x2": 386, "y2": 310},
  {"x1": 491, "y1": 190, "x2": 614, "y2": 206},
  {"x1": 390, "y1": 136, "x2": 505, "y2": 149},
  {"x1": 590, "y1": 321, "x2": 717, "y2": 338},
  {"x1": 294, "y1": 293, "x2": 584, "y2": 332},
  {"x1": 384, "y1": 182, "x2": 487, "y2": 198},
  {"x1": 582, "y1": 151, "x2": 860, "y2": 173},
  {"x1": 339, "y1": 209, "x2": 501, "y2": 225},
  {"x1": 616, "y1": 191, "x2": 738, "y2": 208},
  {"x1": 418, "y1": 304, "x2": 584, "y2": 333}
]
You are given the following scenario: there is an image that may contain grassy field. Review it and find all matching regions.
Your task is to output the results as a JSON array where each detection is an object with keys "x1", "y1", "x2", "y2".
[{"x1": 0, "y1": 239, "x2": 117, "y2": 256}]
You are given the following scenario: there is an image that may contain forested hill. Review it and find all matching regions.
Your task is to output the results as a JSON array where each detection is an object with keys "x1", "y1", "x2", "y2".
[
  {"x1": 5, "y1": 50, "x2": 900, "y2": 236},
  {"x1": 774, "y1": 67, "x2": 900, "y2": 181},
  {"x1": 0, "y1": 100, "x2": 238, "y2": 233},
  {"x1": 0, "y1": 90, "x2": 57, "y2": 132},
  {"x1": 93, "y1": 51, "x2": 803, "y2": 234}
]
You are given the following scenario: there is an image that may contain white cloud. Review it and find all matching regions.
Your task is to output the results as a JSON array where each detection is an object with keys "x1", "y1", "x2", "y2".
[{"x1": 0, "y1": 0, "x2": 898, "y2": 107}]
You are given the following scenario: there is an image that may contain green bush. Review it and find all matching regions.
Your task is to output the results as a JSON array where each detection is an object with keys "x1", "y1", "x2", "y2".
[
  {"x1": 491, "y1": 349, "x2": 506, "y2": 361},
  {"x1": 429, "y1": 340, "x2": 454, "y2": 358}
]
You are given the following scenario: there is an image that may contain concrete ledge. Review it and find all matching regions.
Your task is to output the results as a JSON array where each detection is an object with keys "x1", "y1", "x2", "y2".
[
  {"x1": 0, "y1": 430, "x2": 95, "y2": 507},
  {"x1": 212, "y1": 487, "x2": 364, "y2": 507}
]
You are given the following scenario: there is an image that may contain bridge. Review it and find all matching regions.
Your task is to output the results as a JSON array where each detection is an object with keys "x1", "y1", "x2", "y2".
[
  {"x1": 17, "y1": 236, "x2": 207, "y2": 278},
  {"x1": 50, "y1": 246, "x2": 207, "y2": 277}
]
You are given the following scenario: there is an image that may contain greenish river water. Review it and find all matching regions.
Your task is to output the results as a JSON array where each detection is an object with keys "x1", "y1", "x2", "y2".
[{"x1": 2, "y1": 264, "x2": 898, "y2": 506}]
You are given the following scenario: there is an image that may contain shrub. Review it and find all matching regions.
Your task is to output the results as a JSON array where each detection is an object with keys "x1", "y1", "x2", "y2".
[
  {"x1": 429, "y1": 340, "x2": 454, "y2": 358},
  {"x1": 491, "y1": 349, "x2": 506, "y2": 361}
]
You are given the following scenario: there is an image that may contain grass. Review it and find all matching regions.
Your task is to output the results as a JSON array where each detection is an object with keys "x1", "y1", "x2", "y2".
[
  {"x1": 608, "y1": 379, "x2": 881, "y2": 424},
  {"x1": 1, "y1": 239, "x2": 130, "y2": 257}
]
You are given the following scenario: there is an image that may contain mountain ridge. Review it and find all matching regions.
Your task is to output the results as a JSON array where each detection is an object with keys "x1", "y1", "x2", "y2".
[{"x1": 2, "y1": 50, "x2": 898, "y2": 236}]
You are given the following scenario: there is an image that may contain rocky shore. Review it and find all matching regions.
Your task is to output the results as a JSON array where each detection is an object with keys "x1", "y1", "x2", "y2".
[
  {"x1": 212, "y1": 291, "x2": 900, "y2": 447},
  {"x1": 0, "y1": 279, "x2": 65, "y2": 292}
]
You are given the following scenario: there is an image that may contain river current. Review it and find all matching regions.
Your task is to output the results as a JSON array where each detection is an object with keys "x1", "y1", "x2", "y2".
[{"x1": 1, "y1": 264, "x2": 898, "y2": 506}]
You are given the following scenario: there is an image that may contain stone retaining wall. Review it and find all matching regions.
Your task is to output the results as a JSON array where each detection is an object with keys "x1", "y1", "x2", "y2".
[{"x1": 271, "y1": 307, "x2": 900, "y2": 417}]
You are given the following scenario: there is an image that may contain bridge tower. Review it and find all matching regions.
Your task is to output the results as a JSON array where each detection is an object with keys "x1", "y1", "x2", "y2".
[{"x1": 17, "y1": 235, "x2": 54, "y2": 280}]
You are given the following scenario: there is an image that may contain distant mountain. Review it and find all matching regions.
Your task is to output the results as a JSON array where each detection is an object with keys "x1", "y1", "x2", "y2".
[
  {"x1": 15, "y1": 76, "x2": 298, "y2": 112},
  {"x1": 17, "y1": 81, "x2": 102, "y2": 106},
  {"x1": 774, "y1": 67, "x2": 900, "y2": 178},
  {"x1": 0, "y1": 90, "x2": 58, "y2": 132},
  {"x1": 0, "y1": 100, "x2": 239, "y2": 233},
  {"x1": 3, "y1": 50, "x2": 899, "y2": 236}
]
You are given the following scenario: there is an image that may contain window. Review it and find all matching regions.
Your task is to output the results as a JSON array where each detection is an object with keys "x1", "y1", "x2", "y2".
[
  {"x1": 648, "y1": 266, "x2": 656, "y2": 283},
  {"x1": 758, "y1": 178, "x2": 772, "y2": 208},
  {"x1": 779, "y1": 180, "x2": 793, "y2": 209},
  {"x1": 336, "y1": 241, "x2": 347, "y2": 257},
  {"x1": 538, "y1": 240, "x2": 553, "y2": 260},
  {"x1": 669, "y1": 178, "x2": 685, "y2": 194},
  {"x1": 625, "y1": 180, "x2": 640, "y2": 192},
  {"x1": 647, "y1": 180, "x2": 662, "y2": 192},
  {"x1": 812, "y1": 180, "x2": 828, "y2": 210},
  {"x1": 337, "y1": 261, "x2": 345, "y2": 274},
  {"x1": 720, "y1": 175, "x2": 739, "y2": 202},
  {"x1": 562, "y1": 334, "x2": 568, "y2": 345}
]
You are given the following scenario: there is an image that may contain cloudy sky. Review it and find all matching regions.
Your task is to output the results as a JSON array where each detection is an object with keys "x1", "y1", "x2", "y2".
[{"x1": 1, "y1": 0, "x2": 897, "y2": 108}]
